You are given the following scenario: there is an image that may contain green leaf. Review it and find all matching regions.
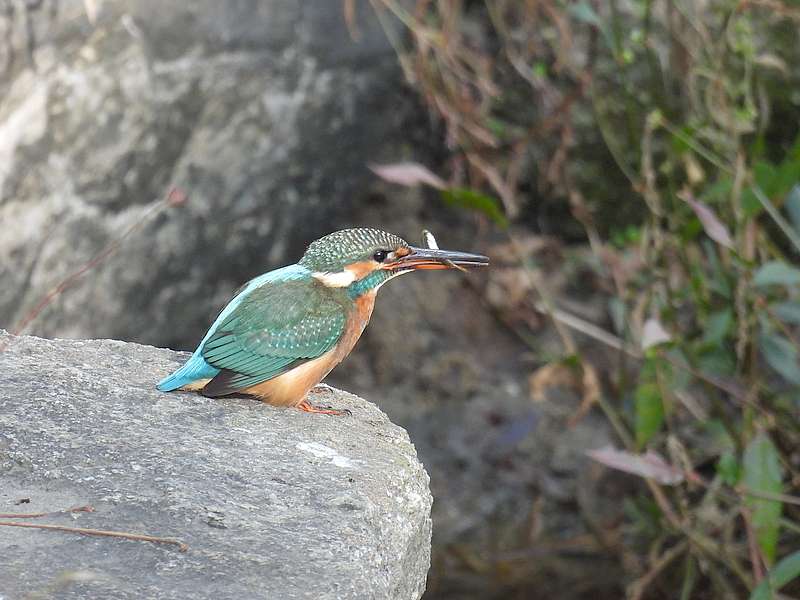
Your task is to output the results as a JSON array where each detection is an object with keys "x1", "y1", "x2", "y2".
[
  {"x1": 743, "y1": 432, "x2": 784, "y2": 565},
  {"x1": 703, "y1": 308, "x2": 733, "y2": 345},
  {"x1": 789, "y1": 135, "x2": 800, "y2": 163},
  {"x1": 704, "y1": 419, "x2": 735, "y2": 450},
  {"x1": 775, "y1": 162, "x2": 800, "y2": 198},
  {"x1": 440, "y1": 188, "x2": 509, "y2": 228},
  {"x1": 752, "y1": 261, "x2": 800, "y2": 287},
  {"x1": 623, "y1": 496, "x2": 663, "y2": 538},
  {"x1": 759, "y1": 331, "x2": 800, "y2": 385},
  {"x1": 716, "y1": 451, "x2": 740, "y2": 486},
  {"x1": 635, "y1": 382, "x2": 664, "y2": 448},
  {"x1": 664, "y1": 349, "x2": 692, "y2": 391},
  {"x1": 568, "y1": 2, "x2": 616, "y2": 55},
  {"x1": 569, "y1": 1, "x2": 600, "y2": 25},
  {"x1": 703, "y1": 240, "x2": 732, "y2": 299},
  {"x1": 786, "y1": 184, "x2": 800, "y2": 235},
  {"x1": 487, "y1": 117, "x2": 511, "y2": 139},
  {"x1": 773, "y1": 301, "x2": 800, "y2": 324},
  {"x1": 670, "y1": 125, "x2": 695, "y2": 155},
  {"x1": 754, "y1": 161, "x2": 779, "y2": 197},
  {"x1": 701, "y1": 177, "x2": 733, "y2": 203},
  {"x1": 696, "y1": 345, "x2": 736, "y2": 377},
  {"x1": 749, "y1": 550, "x2": 800, "y2": 600},
  {"x1": 741, "y1": 188, "x2": 762, "y2": 217}
]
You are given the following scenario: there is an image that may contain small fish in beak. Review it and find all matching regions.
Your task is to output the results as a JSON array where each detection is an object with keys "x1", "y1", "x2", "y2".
[
  {"x1": 421, "y1": 229, "x2": 467, "y2": 272},
  {"x1": 386, "y1": 230, "x2": 490, "y2": 272}
]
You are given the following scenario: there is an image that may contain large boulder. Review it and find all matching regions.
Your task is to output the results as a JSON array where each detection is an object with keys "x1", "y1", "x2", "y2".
[
  {"x1": 0, "y1": 331, "x2": 433, "y2": 599},
  {"x1": 0, "y1": 0, "x2": 428, "y2": 348}
]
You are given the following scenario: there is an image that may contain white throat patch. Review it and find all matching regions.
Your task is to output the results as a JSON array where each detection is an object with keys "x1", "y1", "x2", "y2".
[
  {"x1": 312, "y1": 270, "x2": 357, "y2": 288},
  {"x1": 373, "y1": 269, "x2": 411, "y2": 291}
]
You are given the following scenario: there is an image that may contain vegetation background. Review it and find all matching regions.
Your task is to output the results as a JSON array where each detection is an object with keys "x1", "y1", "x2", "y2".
[
  {"x1": 364, "y1": 1, "x2": 800, "y2": 598},
  {"x1": 1, "y1": 1, "x2": 799, "y2": 598}
]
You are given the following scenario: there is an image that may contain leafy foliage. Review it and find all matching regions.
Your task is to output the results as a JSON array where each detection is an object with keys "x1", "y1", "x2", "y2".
[
  {"x1": 371, "y1": 0, "x2": 800, "y2": 597},
  {"x1": 750, "y1": 550, "x2": 800, "y2": 600},
  {"x1": 743, "y1": 432, "x2": 784, "y2": 565}
]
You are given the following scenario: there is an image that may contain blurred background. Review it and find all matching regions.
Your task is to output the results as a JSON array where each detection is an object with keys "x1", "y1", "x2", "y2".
[{"x1": 1, "y1": 1, "x2": 800, "y2": 598}]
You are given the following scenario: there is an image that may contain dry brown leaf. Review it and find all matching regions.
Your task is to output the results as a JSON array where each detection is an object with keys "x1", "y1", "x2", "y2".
[
  {"x1": 528, "y1": 363, "x2": 575, "y2": 402},
  {"x1": 529, "y1": 362, "x2": 602, "y2": 426},
  {"x1": 683, "y1": 154, "x2": 705, "y2": 185},
  {"x1": 567, "y1": 363, "x2": 602, "y2": 426}
]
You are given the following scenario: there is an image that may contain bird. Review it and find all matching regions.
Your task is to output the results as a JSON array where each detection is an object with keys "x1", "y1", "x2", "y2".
[{"x1": 157, "y1": 228, "x2": 489, "y2": 415}]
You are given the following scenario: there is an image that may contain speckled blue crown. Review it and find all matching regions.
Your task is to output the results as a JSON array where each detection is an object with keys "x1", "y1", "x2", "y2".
[{"x1": 299, "y1": 228, "x2": 408, "y2": 272}]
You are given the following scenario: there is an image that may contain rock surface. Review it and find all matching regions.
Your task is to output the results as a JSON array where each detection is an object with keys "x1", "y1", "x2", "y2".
[
  {"x1": 0, "y1": 0, "x2": 430, "y2": 348},
  {"x1": 0, "y1": 331, "x2": 433, "y2": 600}
]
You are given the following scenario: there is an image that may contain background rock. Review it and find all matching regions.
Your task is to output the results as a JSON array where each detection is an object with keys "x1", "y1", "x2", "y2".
[
  {"x1": 0, "y1": 330, "x2": 432, "y2": 600},
  {"x1": 0, "y1": 0, "x2": 434, "y2": 347}
]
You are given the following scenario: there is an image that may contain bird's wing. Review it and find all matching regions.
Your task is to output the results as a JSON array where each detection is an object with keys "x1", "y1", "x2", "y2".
[{"x1": 199, "y1": 278, "x2": 348, "y2": 395}]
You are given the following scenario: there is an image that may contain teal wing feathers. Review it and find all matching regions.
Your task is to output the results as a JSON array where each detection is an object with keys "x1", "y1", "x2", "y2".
[
  {"x1": 157, "y1": 264, "x2": 310, "y2": 392},
  {"x1": 200, "y1": 278, "x2": 348, "y2": 396}
]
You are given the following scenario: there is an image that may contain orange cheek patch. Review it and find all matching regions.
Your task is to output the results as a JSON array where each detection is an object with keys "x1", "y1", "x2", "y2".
[
  {"x1": 381, "y1": 246, "x2": 413, "y2": 270},
  {"x1": 345, "y1": 261, "x2": 377, "y2": 279}
]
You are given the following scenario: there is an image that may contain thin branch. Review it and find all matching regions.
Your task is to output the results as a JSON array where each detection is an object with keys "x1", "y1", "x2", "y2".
[
  {"x1": 0, "y1": 521, "x2": 188, "y2": 552},
  {"x1": 627, "y1": 540, "x2": 688, "y2": 600},
  {"x1": 0, "y1": 505, "x2": 94, "y2": 519},
  {"x1": 751, "y1": 184, "x2": 800, "y2": 255},
  {"x1": 535, "y1": 301, "x2": 633, "y2": 354},
  {"x1": 741, "y1": 507, "x2": 766, "y2": 585},
  {"x1": 739, "y1": 486, "x2": 800, "y2": 507},
  {"x1": 510, "y1": 236, "x2": 577, "y2": 355}
]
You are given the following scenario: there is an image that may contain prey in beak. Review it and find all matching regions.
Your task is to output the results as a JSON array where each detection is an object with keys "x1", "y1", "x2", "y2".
[{"x1": 385, "y1": 230, "x2": 489, "y2": 273}]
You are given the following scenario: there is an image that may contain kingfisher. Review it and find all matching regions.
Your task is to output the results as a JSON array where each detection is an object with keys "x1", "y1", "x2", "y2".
[{"x1": 157, "y1": 228, "x2": 488, "y2": 415}]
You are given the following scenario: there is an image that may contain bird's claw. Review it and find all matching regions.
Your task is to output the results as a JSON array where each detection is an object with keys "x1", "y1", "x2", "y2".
[{"x1": 297, "y1": 399, "x2": 351, "y2": 416}]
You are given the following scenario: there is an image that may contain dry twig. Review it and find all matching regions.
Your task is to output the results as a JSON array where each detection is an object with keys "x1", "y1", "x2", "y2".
[{"x1": 0, "y1": 521, "x2": 188, "y2": 552}]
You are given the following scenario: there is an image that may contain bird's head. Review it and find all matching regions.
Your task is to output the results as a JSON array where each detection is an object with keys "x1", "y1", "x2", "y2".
[{"x1": 298, "y1": 228, "x2": 488, "y2": 294}]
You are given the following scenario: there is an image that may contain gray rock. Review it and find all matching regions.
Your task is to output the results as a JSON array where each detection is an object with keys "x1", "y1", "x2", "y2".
[
  {"x1": 0, "y1": 330, "x2": 432, "y2": 600},
  {"x1": 0, "y1": 0, "x2": 425, "y2": 349}
]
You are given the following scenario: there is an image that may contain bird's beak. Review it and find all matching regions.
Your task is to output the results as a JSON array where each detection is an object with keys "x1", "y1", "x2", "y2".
[{"x1": 386, "y1": 246, "x2": 490, "y2": 272}]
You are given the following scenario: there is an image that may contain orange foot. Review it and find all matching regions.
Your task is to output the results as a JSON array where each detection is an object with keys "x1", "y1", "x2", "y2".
[{"x1": 297, "y1": 399, "x2": 351, "y2": 416}]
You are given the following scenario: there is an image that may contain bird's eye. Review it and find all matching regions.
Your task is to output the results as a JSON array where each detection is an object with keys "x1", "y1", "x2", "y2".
[{"x1": 373, "y1": 249, "x2": 389, "y2": 262}]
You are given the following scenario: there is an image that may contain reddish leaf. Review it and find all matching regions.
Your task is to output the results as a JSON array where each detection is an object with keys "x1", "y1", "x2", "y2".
[
  {"x1": 681, "y1": 191, "x2": 734, "y2": 249},
  {"x1": 587, "y1": 446, "x2": 683, "y2": 485},
  {"x1": 369, "y1": 163, "x2": 446, "y2": 190}
]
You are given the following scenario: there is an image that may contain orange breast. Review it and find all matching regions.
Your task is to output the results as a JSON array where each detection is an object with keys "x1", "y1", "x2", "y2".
[{"x1": 242, "y1": 291, "x2": 377, "y2": 407}]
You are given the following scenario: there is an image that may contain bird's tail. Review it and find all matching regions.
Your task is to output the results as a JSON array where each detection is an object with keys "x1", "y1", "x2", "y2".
[{"x1": 157, "y1": 352, "x2": 219, "y2": 391}]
